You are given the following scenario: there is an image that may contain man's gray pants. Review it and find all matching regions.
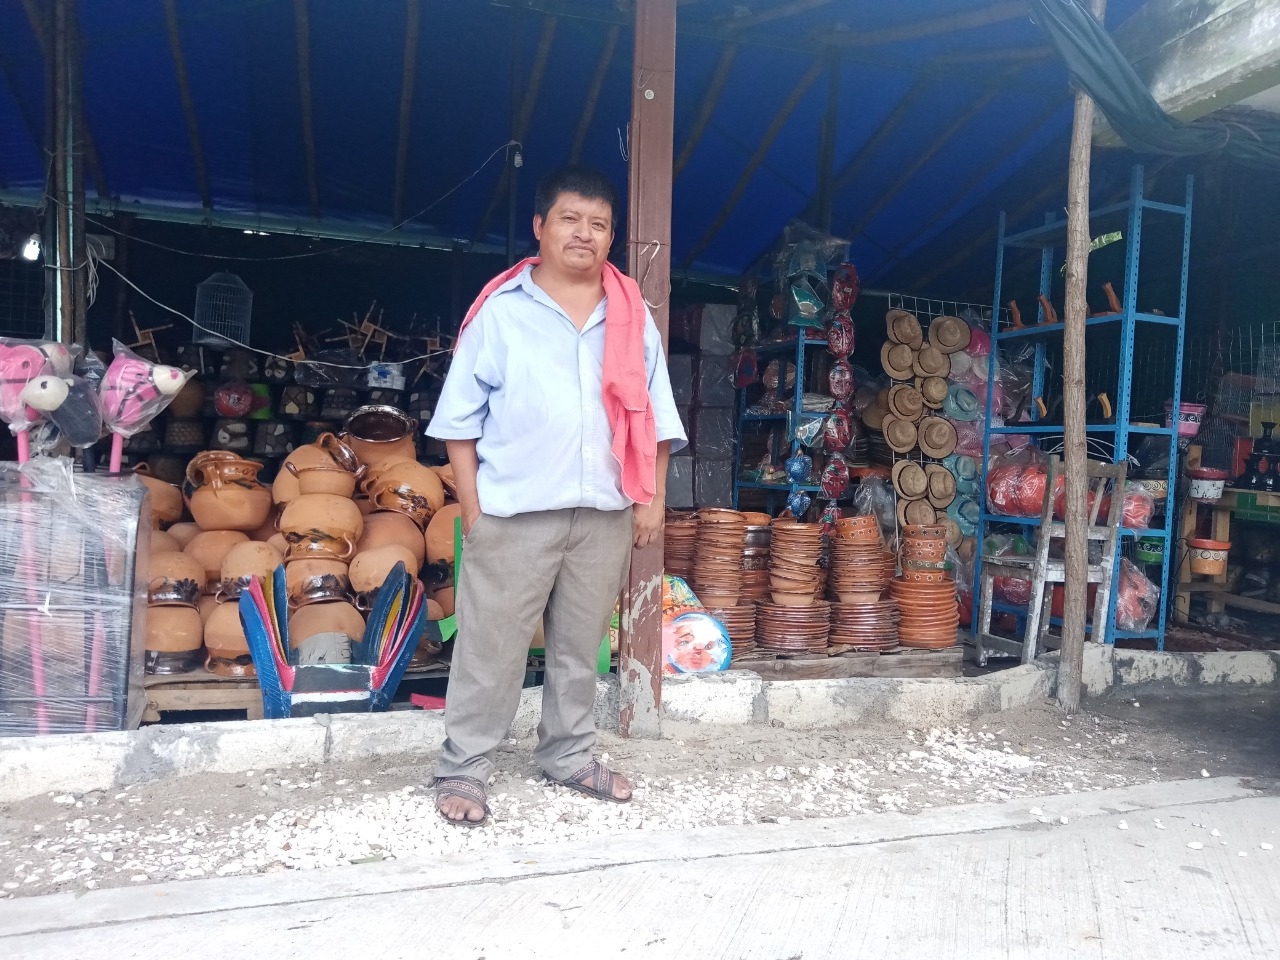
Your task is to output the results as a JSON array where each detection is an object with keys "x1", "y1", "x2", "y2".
[{"x1": 435, "y1": 506, "x2": 633, "y2": 783}]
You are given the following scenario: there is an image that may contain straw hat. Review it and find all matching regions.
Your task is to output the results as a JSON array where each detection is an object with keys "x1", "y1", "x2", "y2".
[
  {"x1": 918, "y1": 416, "x2": 958, "y2": 459},
  {"x1": 929, "y1": 315, "x2": 972, "y2": 354},
  {"x1": 892, "y1": 460, "x2": 928, "y2": 501},
  {"x1": 941, "y1": 515, "x2": 963, "y2": 547},
  {"x1": 925, "y1": 463, "x2": 957, "y2": 508},
  {"x1": 947, "y1": 350, "x2": 972, "y2": 381},
  {"x1": 881, "y1": 414, "x2": 918, "y2": 453},
  {"x1": 887, "y1": 384, "x2": 924, "y2": 423},
  {"x1": 918, "y1": 376, "x2": 948, "y2": 408},
  {"x1": 862, "y1": 393, "x2": 889, "y2": 430},
  {"x1": 944, "y1": 384, "x2": 981, "y2": 422},
  {"x1": 904, "y1": 499, "x2": 937, "y2": 526},
  {"x1": 886, "y1": 309, "x2": 923, "y2": 348},
  {"x1": 913, "y1": 344, "x2": 950, "y2": 378},
  {"x1": 948, "y1": 496, "x2": 980, "y2": 536},
  {"x1": 881, "y1": 341, "x2": 915, "y2": 381}
]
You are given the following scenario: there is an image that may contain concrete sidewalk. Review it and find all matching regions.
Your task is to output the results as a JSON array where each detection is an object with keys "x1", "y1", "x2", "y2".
[{"x1": 3, "y1": 777, "x2": 1277, "y2": 959}]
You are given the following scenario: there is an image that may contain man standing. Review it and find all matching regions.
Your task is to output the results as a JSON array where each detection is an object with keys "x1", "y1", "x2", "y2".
[{"x1": 427, "y1": 166, "x2": 687, "y2": 825}]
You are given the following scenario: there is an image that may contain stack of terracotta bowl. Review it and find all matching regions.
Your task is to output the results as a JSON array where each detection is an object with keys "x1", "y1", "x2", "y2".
[
  {"x1": 754, "y1": 600, "x2": 830, "y2": 653},
  {"x1": 663, "y1": 514, "x2": 698, "y2": 580},
  {"x1": 740, "y1": 517, "x2": 772, "y2": 603},
  {"x1": 890, "y1": 523, "x2": 959, "y2": 648},
  {"x1": 767, "y1": 521, "x2": 824, "y2": 605},
  {"x1": 829, "y1": 600, "x2": 899, "y2": 651},
  {"x1": 706, "y1": 605, "x2": 756, "y2": 656},
  {"x1": 692, "y1": 508, "x2": 747, "y2": 607},
  {"x1": 828, "y1": 516, "x2": 887, "y2": 603},
  {"x1": 205, "y1": 540, "x2": 283, "y2": 677}
]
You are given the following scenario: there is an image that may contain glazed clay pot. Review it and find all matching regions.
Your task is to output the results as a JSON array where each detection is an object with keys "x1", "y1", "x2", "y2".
[
  {"x1": 424, "y1": 503, "x2": 463, "y2": 565},
  {"x1": 247, "y1": 505, "x2": 282, "y2": 543},
  {"x1": 147, "y1": 551, "x2": 205, "y2": 607},
  {"x1": 134, "y1": 464, "x2": 184, "y2": 526},
  {"x1": 358, "y1": 511, "x2": 427, "y2": 568},
  {"x1": 267, "y1": 532, "x2": 289, "y2": 556},
  {"x1": 433, "y1": 585, "x2": 455, "y2": 618},
  {"x1": 217, "y1": 541, "x2": 283, "y2": 599},
  {"x1": 361, "y1": 460, "x2": 445, "y2": 529},
  {"x1": 184, "y1": 530, "x2": 250, "y2": 586},
  {"x1": 286, "y1": 460, "x2": 362, "y2": 498},
  {"x1": 342, "y1": 405, "x2": 418, "y2": 470},
  {"x1": 184, "y1": 451, "x2": 272, "y2": 532},
  {"x1": 166, "y1": 522, "x2": 201, "y2": 549},
  {"x1": 272, "y1": 433, "x2": 361, "y2": 505},
  {"x1": 197, "y1": 593, "x2": 220, "y2": 624},
  {"x1": 289, "y1": 600, "x2": 365, "y2": 663},
  {"x1": 349, "y1": 544, "x2": 419, "y2": 594},
  {"x1": 285, "y1": 557, "x2": 351, "y2": 608},
  {"x1": 150, "y1": 530, "x2": 181, "y2": 555},
  {"x1": 145, "y1": 605, "x2": 203, "y2": 653},
  {"x1": 280, "y1": 494, "x2": 364, "y2": 562},
  {"x1": 204, "y1": 600, "x2": 254, "y2": 677},
  {"x1": 355, "y1": 497, "x2": 376, "y2": 517}
]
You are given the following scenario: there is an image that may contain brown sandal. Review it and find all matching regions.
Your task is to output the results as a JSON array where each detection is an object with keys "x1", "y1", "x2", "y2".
[
  {"x1": 547, "y1": 759, "x2": 632, "y2": 804},
  {"x1": 434, "y1": 776, "x2": 491, "y2": 826}
]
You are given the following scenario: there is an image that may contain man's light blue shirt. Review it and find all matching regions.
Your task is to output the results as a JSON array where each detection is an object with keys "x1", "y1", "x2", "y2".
[{"x1": 426, "y1": 265, "x2": 688, "y2": 518}]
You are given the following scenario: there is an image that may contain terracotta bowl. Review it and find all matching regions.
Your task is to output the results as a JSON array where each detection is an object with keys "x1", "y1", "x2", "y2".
[{"x1": 771, "y1": 591, "x2": 819, "y2": 607}]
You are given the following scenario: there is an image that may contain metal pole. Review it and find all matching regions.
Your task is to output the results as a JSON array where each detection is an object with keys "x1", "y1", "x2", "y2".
[
  {"x1": 1058, "y1": 0, "x2": 1108, "y2": 715},
  {"x1": 619, "y1": 0, "x2": 676, "y2": 739}
]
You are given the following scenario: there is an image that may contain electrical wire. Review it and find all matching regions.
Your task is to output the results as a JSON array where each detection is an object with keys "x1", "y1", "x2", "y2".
[{"x1": 95, "y1": 257, "x2": 451, "y2": 371}]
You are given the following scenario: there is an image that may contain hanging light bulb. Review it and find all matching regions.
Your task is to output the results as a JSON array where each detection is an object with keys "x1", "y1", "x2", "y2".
[{"x1": 20, "y1": 234, "x2": 40, "y2": 262}]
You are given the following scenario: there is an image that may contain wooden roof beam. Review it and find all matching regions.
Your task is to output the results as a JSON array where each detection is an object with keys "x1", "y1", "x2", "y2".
[
  {"x1": 162, "y1": 0, "x2": 211, "y2": 210},
  {"x1": 392, "y1": 0, "x2": 422, "y2": 225},
  {"x1": 826, "y1": 1, "x2": 1029, "y2": 47},
  {"x1": 293, "y1": 0, "x2": 321, "y2": 219},
  {"x1": 475, "y1": 14, "x2": 557, "y2": 241},
  {"x1": 846, "y1": 83, "x2": 1004, "y2": 240},
  {"x1": 680, "y1": 57, "x2": 825, "y2": 270},
  {"x1": 673, "y1": 42, "x2": 737, "y2": 179},
  {"x1": 568, "y1": 23, "x2": 620, "y2": 164}
]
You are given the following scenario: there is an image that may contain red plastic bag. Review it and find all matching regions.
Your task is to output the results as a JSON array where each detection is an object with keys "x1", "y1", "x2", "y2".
[
  {"x1": 986, "y1": 448, "x2": 1059, "y2": 517},
  {"x1": 1052, "y1": 479, "x2": 1155, "y2": 528},
  {"x1": 1115, "y1": 558, "x2": 1160, "y2": 633}
]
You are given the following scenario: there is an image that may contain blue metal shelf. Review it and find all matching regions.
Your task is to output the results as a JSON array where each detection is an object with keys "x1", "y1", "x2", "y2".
[{"x1": 974, "y1": 165, "x2": 1193, "y2": 652}]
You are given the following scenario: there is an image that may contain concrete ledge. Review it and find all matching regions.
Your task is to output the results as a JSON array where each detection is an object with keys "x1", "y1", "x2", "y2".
[
  {"x1": 662, "y1": 670, "x2": 762, "y2": 726},
  {"x1": 1114, "y1": 649, "x2": 1280, "y2": 689}
]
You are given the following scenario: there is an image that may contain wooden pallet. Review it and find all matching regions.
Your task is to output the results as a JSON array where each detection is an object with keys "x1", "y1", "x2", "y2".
[
  {"x1": 737, "y1": 645, "x2": 963, "y2": 681},
  {"x1": 141, "y1": 662, "x2": 451, "y2": 723}
]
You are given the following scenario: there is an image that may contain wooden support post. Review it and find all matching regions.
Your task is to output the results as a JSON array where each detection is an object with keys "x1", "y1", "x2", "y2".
[
  {"x1": 1058, "y1": 0, "x2": 1108, "y2": 716},
  {"x1": 569, "y1": 24, "x2": 620, "y2": 165},
  {"x1": 392, "y1": 0, "x2": 422, "y2": 225},
  {"x1": 50, "y1": 0, "x2": 87, "y2": 347},
  {"x1": 682, "y1": 57, "x2": 823, "y2": 269},
  {"x1": 620, "y1": 0, "x2": 675, "y2": 739},
  {"x1": 293, "y1": 0, "x2": 321, "y2": 220},
  {"x1": 162, "y1": 0, "x2": 212, "y2": 211}
]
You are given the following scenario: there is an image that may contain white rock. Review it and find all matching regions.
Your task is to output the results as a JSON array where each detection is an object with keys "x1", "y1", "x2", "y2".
[
  {"x1": 1118, "y1": 820, "x2": 1128, "y2": 830},
  {"x1": 1201, "y1": 769, "x2": 1210, "y2": 778},
  {"x1": 1187, "y1": 842, "x2": 1204, "y2": 850},
  {"x1": 1239, "y1": 851, "x2": 1248, "y2": 858},
  {"x1": 1261, "y1": 843, "x2": 1274, "y2": 851},
  {"x1": 1211, "y1": 829, "x2": 1221, "y2": 837},
  {"x1": 1029, "y1": 807, "x2": 1043, "y2": 817}
]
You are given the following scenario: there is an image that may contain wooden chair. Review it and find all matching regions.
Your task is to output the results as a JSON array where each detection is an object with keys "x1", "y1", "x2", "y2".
[{"x1": 974, "y1": 455, "x2": 1128, "y2": 665}]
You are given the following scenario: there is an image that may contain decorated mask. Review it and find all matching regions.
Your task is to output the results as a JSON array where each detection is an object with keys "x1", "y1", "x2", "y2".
[
  {"x1": 826, "y1": 315, "x2": 855, "y2": 358},
  {"x1": 820, "y1": 453, "x2": 850, "y2": 500},
  {"x1": 828, "y1": 360, "x2": 854, "y2": 402},
  {"x1": 823, "y1": 407, "x2": 852, "y2": 451},
  {"x1": 830, "y1": 262, "x2": 861, "y2": 313}
]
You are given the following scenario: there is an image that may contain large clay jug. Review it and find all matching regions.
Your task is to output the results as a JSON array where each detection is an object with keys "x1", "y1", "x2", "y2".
[
  {"x1": 184, "y1": 451, "x2": 272, "y2": 532},
  {"x1": 134, "y1": 463, "x2": 184, "y2": 526},
  {"x1": 272, "y1": 433, "x2": 361, "y2": 505},
  {"x1": 342, "y1": 405, "x2": 418, "y2": 470},
  {"x1": 361, "y1": 460, "x2": 445, "y2": 529},
  {"x1": 280, "y1": 494, "x2": 364, "y2": 562}
]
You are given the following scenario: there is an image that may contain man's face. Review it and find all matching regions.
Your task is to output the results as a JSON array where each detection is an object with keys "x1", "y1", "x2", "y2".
[{"x1": 533, "y1": 191, "x2": 614, "y2": 276}]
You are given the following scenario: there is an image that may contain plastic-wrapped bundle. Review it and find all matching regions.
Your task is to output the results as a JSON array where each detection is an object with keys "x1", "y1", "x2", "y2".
[{"x1": 0, "y1": 459, "x2": 148, "y2": 736}]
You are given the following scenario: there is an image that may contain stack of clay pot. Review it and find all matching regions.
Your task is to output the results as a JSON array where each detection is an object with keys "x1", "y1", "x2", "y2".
[
  {"x1": 205, "y1": 540, "x2": 283, "y2": 676},
  {"x1": 145, "y1": 544, "x2": 206, "y2": 675},
  {"x1": 177, "y1": 450, "x2": 274, "y2": 673}
]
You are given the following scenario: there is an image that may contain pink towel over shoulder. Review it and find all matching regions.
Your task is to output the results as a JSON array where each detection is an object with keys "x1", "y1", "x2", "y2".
[{"x1": 456, "y1": 256, "x2": 658, "y2": 506}]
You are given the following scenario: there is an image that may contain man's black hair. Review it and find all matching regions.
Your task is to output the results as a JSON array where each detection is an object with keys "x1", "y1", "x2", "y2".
[{"x1": 533, "y1": 166, "x2": 619, "y2": 229}]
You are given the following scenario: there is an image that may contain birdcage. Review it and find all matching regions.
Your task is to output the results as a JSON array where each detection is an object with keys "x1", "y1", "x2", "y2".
[{"x1": 193, "y1": 272, "x2": 252, "y2": 347}]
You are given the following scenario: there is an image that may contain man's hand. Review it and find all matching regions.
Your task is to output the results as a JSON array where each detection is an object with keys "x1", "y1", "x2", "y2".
[
  {"x1": 462, "y1": 502, "x2": 482, "y2": 538},
  {"x1": 633, "y1": 498, "x2": 664, "y2": 548}
]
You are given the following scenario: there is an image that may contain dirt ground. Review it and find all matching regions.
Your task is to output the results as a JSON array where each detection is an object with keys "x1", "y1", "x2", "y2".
[{"x1": 2, "y1": 686, "x2": 1276, "y2": 899}]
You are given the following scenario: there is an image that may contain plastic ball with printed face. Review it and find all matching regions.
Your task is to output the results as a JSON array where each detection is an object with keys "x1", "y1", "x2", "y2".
[
  {"x1": 214, "y1": 380, "x2": 254, "y2": 418},
  {"x1": 784, "y1": 452, "x2": 812, "y2": 484},
  {"x1": 820, "y1": 454, "x2": 850, "y2": 500},
  {"x1": 822, "y1": 407, "x2": 852, "y2": 451},
  {"x1": 787, "y1": 490, "x2": 812, "y2": 517},
  {"x1": 825, "y1": 315, "x2": 855, "y2": 358},
  {"x1": 828, "y1": 360, "x2": 855, "y2": 401}
]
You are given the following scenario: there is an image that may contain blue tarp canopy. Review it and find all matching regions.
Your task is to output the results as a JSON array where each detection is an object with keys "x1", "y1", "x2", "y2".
[{"x1": 0, "y1": 0, "x2": 1149, "y2": 290}]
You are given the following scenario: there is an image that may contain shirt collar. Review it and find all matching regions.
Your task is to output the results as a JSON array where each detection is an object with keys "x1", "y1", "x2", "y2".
[{"x1": 511, "y1": 264, "x2": 608, "y2": 332}]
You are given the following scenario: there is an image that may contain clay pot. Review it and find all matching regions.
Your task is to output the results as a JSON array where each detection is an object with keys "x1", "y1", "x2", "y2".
[
  {"x1": 358, "y1": 511, "x2": 427, "y2": 567},
  {"x1": 267, "y1": 532, "x2": 289, "y2": 556},
  {"x1": 247, "y1": 505, "x2": 282, "y2": 543},
  {"x1": 355, "y1": 497, "x2": 376, "y2": 517},
  {"x1": 166, "y1": 378, "x2": 206, "y2": 419},
  {"x1": 167, "y1": 522, "x2": 200, "y2": 549},
  {"x1": 433, "y1": 585, "x2": 455, "y2": 618},
  {"x1": 280, "y1": 493, "x2": 364, "y2": 561},
  {"x1": 286, "y1": 557, "x2": 351, "y2": 608},
  {"x1": 145, "y1": 605, "x2": 203, "y2": 653},
  {"x1": 361, "y1": 460, "x2": 445, "y2": 529},
  {"x1": 134, "y1": 464, "x2": 184, "y2": 526},
  {"x1": 425, "y1": 598, "x2": 444, "y2": 621},
  {"x1": 184, "y1": 530, "x2": 251, "y2": 586},
  {"x1": 272, "y1": 433, "x2": 361, "y2": 505},
  {"x1": 204, "y1": 601, "x2": 256, "y2": 678},
  {"x1": 286, "y1": 460, "x2": 361, "y2": 498},
  {"x1": 150, "y1": 530, "x2": 181, "y2": 555},
  {"x1": 342, "y1": 405, "x2": 418, "y2": 469},
  {"x1": 425, "y1": 503, "x2": 463, "y2": 565},
  {"x1": 289, "y1": 600, "x2": 365, "y2": 650},
  {"x1": 184, "y1": 451, "x2": 272, "y2": 532},
  {"x1": 147, "y1": 551, "x2": 205, "y2": 606},
  {"x1": 197, "y1": 593, "x2": 220, "y2": 624},
  {"x1": 350, "y1": 544, "x2": 419, "y2": 594},
  {"x1": 217, "y1": 541, "x2": 283, "y2": 599}
]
